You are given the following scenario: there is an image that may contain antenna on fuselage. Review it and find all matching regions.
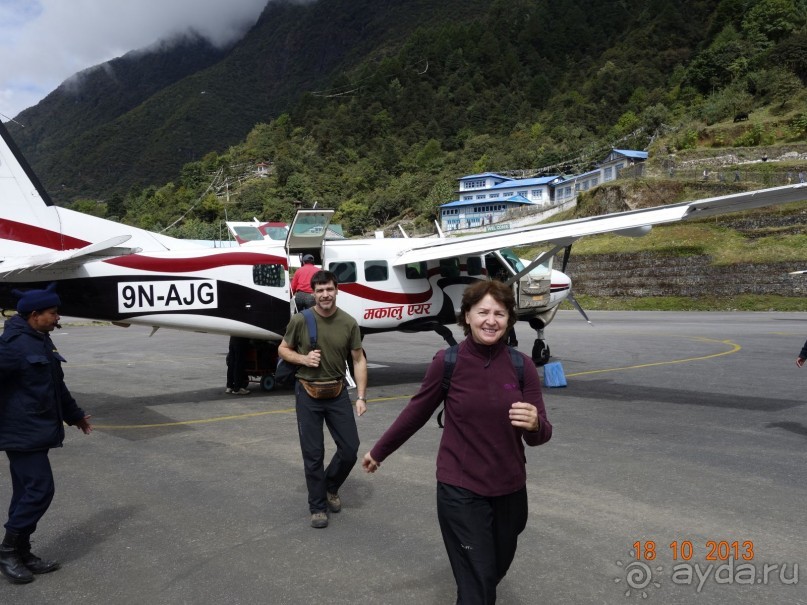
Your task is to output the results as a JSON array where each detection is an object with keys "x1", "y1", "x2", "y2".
[{"x1": 434, "y1": 221, "x2": 445, "y2": 238}]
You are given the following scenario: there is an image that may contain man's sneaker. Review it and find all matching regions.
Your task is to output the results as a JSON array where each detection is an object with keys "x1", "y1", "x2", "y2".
[
  {"x1": 234, "y1": 388, "x2": 250, "y2": 395},
  {"x1": 310, "y1": 512, "x2": 328, "y2": 528},
  {"x1": 326, "y1": 492, "x2": 341, "y2": 513},
  {"x1": 224, "y1": 388, "x2": 233, "y2": 394}
]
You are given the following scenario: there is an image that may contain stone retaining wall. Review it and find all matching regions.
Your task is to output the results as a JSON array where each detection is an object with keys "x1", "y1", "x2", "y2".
[{"x1": 569, "y1": 253, "x2": 807, "y2": 297}]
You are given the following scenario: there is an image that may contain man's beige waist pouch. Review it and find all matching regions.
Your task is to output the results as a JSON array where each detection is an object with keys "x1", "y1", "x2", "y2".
[{"x1": 299, "y1": 378, "x2": 344, "y2": 399}]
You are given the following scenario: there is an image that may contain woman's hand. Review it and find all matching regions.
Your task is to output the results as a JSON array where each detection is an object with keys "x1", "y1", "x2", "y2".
[
  {"x1": 509, "y1": 402, "x2": 539, "y2": 432},
  {"x1": 362, "y1": 452, "x2": 380, "y2": 473}
]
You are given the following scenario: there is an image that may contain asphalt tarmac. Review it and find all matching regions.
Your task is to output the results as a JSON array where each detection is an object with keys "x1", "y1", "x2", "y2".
[{"x1": 1, "y1": 311, "x2": 805, "y2": 605}]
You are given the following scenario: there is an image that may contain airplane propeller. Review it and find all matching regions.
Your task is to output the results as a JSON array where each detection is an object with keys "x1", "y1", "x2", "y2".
[{"x1": 561, "y1": 244, "x2": 592, "y2": 326}]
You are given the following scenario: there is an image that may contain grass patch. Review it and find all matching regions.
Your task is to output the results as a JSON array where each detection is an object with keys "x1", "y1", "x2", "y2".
[
  {"x1": 518, "y1": 219, "x2": 807, "y2": 265},
  {"x1": 565, "y1": 295, "x2": 807, "y2": 312}
]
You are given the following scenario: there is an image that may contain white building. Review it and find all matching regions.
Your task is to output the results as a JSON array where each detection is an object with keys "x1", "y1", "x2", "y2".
[
  {"x1": 440, "y1": 173, "x2": 562, "y2": 231},
  {"x1": 439, "y1": 149, "x2": 647, "y2": 230}
]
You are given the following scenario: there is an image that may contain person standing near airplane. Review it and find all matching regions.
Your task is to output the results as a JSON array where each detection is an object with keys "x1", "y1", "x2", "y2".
[
  {"x1": 278, "y1": 270, "x2": 368, "y2": 529},
  {"x1": 361, "y1": 280, "x2": 552, "y2": 604},
  {"x1": 0, "y1": 284, "x2": 93, "y2": 584},
  {"x1": 291, "y1": 254, "x2": 319, "y2": 310},
  {"x1": 796, "y1": 338, "x2": 807, "y2": 367},
  {"x1": 225, "y1": 336, "x2": 250, "y2": 395}
]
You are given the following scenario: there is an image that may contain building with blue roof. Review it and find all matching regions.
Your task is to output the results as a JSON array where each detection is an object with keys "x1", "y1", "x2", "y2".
[
  {"x1": 439, "y1": 148, "x2": 647, "y2": 230},
  {"x1": 440, "y1": 173, "x2": 563, "y2": 230}
]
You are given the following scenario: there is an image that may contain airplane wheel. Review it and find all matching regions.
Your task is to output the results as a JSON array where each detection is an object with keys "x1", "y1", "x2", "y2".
[
  {"x1": 261, "y1": 374, "x2": 276, "y2": 392},
  {"x1": 532, "y1": 341, "x2": 551, "y2": 366}
]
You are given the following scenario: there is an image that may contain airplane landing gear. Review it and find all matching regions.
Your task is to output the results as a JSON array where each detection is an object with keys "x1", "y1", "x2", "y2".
[
  {"x1": 528, "y1": 318, "x2": 550, "y2": 366},
  {"x1": 532, "y1": 339, "x2": 550, "y2": 366}
]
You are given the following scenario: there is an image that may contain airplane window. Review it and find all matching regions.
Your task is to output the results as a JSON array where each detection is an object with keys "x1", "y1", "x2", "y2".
[
  {"x1": 262, "y1": 226, "x2": 288, "y2": 240},
  {"x1": 499, "y1": 248, "x2": 525, "y2": 272},
  {"x1": 485, "y1": 254, "x2": 511, "y2": 282},
  {"x1": 439, "y1": 258, "x2": 460, "y2": 278},
  {"x1": 329, "y1": 261, "x2": 356, "y2": 284},
  {"x1": 364, "y1": 261, "x2": 388, "y2": 282},
  {"x1": 404, "y1": 262, "x2": 427, "y2": 280},
  {"x1": 234, "y1": 226, "x2": 264, "y2": 242},
  {"x1": 291, "y1": 213, "x2": 330, "y2": 237},
  {"x1": 253, "y1": 264, "x2": 285, "y2": 287},
  {"x1": 466, "y1": 256, "x2": 483, "y2": 276}
]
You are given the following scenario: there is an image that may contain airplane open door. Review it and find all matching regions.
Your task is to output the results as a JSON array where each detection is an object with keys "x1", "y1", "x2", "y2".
[
  {"x1": 285, "y1": 209, "x2": 335, "y2": 262},
  {"x1": 485, "y1": 248, "x2": 551, "y2": 312}
]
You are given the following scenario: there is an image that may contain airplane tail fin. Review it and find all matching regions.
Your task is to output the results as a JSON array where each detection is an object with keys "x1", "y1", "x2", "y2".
[
  {"x1": 0, "y1": 121, "x2": 196, "y2": 256},
  {"x1": 0, "y1": 122, "x2": 62, "y2": 253}
]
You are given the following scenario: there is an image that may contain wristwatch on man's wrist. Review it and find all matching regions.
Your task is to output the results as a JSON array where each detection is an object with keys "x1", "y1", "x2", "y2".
[{"x1": 356, "y1": 395, "x2": 367, "y2": 401}]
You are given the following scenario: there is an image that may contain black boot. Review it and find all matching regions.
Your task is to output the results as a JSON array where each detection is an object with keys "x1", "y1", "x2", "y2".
[
  {"x1": 0, "y1": 531, "x2": 34, "y2": 584},
  {"x1": 19, "y1": 534, "x2": 60, "y2": 574}
]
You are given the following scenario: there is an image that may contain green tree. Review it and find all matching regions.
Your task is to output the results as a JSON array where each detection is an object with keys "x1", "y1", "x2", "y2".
[
  {"x1": 69, "y1": 199, "x2": 107, "y2": 217},
  {"x1": 742, "y1": 0, "x2": 805, "y2": 46}
]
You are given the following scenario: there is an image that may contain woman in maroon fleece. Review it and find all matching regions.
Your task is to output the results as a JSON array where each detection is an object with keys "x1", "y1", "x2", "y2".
[{"x1": 362, "y1": 280, "x2": 552, "y2": 604}]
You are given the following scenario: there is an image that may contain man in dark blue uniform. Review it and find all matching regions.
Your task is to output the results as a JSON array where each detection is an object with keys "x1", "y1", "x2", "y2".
[{"x1": 0, "y1": 283, "x2": 92, "y2": 584}]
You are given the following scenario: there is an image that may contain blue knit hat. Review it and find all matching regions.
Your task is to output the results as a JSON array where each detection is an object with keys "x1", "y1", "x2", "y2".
[{"x1": 13, "y1": 283, "x2": 61, "y2": 314}]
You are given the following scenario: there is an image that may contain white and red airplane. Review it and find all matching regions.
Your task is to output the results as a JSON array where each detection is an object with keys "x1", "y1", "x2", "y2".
[{"x1": 2, "y1": 121, "x2": 806, "y2": 384}]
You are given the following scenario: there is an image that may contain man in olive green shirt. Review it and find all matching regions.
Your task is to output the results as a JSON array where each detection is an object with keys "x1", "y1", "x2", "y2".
[{"x1": 279, "y1": 270, "x2": 367, "y2": 528}]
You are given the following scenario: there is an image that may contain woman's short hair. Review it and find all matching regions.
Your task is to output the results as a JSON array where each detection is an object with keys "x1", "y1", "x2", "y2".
[{"x1": 457, "y1": 280, "x2": 517, "y2": 336}]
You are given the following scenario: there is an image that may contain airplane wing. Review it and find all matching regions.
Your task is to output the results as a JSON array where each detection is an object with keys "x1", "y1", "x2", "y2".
[
  {"x1": 0, "y1": 235, "x2": 141, "y2": 277},
  {"x1": 392, "y1": 183, "x2": 807, "y2": 266}
]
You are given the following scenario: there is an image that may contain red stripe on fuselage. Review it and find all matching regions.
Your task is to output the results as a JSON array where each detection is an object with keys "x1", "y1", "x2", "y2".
[
  {"x1": 339, "y1": 282, "x2": 433, "y2": 304},
  {"x1": 106, "y1": 252, "x2": 288, "y2": 272},
  {"x1": 0, "y1": 218, "x2": 287, "y2": 272}
]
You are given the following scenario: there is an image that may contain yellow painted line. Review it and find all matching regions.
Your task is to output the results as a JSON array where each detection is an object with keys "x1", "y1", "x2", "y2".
[
  {"x1": 567, "y1": 337, "x2": 741, "y2": 377},
  {"x1": 94, "y1": 406, "x2": 296, "y2": 430},
  {"x1": 94, "y1": 336, "x2": 741, "y2": 430}
]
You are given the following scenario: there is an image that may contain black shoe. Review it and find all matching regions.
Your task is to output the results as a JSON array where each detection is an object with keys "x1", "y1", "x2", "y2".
[
  {"x1": 19, "y1": 537, "x2": 60, "y2": 574},
  {"x1": 0, "y1": 533, "x2": 34, "y2": 584}
]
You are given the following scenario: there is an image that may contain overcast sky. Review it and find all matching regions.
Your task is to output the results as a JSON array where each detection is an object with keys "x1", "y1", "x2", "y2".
[{"x1": 0, "y1": 0, "x2": 271, "y2": 122}]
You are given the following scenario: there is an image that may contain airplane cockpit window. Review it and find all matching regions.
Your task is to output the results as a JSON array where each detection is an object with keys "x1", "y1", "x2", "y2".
[
  {"x1": 329, "y1": 261, "x2": 357, "y2": 284},
  {"x1": 499, "y1": 248, "x2": 525, "y2": 272},
  {"x1": 485, "y1": 253, "x2": 512, "y2": 282},
  {"x1": 466, "y1": 256, "x2": 483, "y2": 276},
  {"x1": 234, "y1": 226, "x2": 264, "y2": 242},
  {"x1": 364, "y1": 260, "x2": 388, "y2": 282},
  {"x1": 404, "y1": 262, "x2": 427, "y2": 280},
  {"x1": 439, "y1": 258, "x2": 461, "y2": 278},
  {"x1": 253, "y1": 264, "x2": 285, "y2": 287}
]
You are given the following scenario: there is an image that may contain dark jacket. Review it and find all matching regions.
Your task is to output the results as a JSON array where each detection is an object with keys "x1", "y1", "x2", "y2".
[
  {"x1": 371, "y1": 338, "x2": 552, "y2": 497},
  {"x1": 0, "y1": 315, "x2": 85, "y2": 451}
]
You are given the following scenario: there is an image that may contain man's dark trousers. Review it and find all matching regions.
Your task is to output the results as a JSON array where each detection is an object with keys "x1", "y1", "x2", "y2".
[
  {"x1": 5, "y1": 450, "x2": 55, "y2": 534},
  {"x1": 295, "y1": 383, "x2": 359, "y2": 513}
]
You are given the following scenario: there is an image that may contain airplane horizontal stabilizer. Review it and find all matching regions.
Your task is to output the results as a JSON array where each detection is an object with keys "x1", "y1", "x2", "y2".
[{"x1": 0, "y1": 235, "x2": 141, "y2": 277}]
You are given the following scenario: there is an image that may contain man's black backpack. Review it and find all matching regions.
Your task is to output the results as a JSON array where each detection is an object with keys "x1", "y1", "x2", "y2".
[
  {"x1": 275, "y1": 309, "x2": 317, "y2": 386},
  {"x1": 436, "y1": 344, "x2": 525, "y2": 428}
]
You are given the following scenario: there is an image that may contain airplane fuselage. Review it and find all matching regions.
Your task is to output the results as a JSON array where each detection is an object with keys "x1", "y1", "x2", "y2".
[{"x1": 0, "y1": 231, "x2": 571, "y2": 341}]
